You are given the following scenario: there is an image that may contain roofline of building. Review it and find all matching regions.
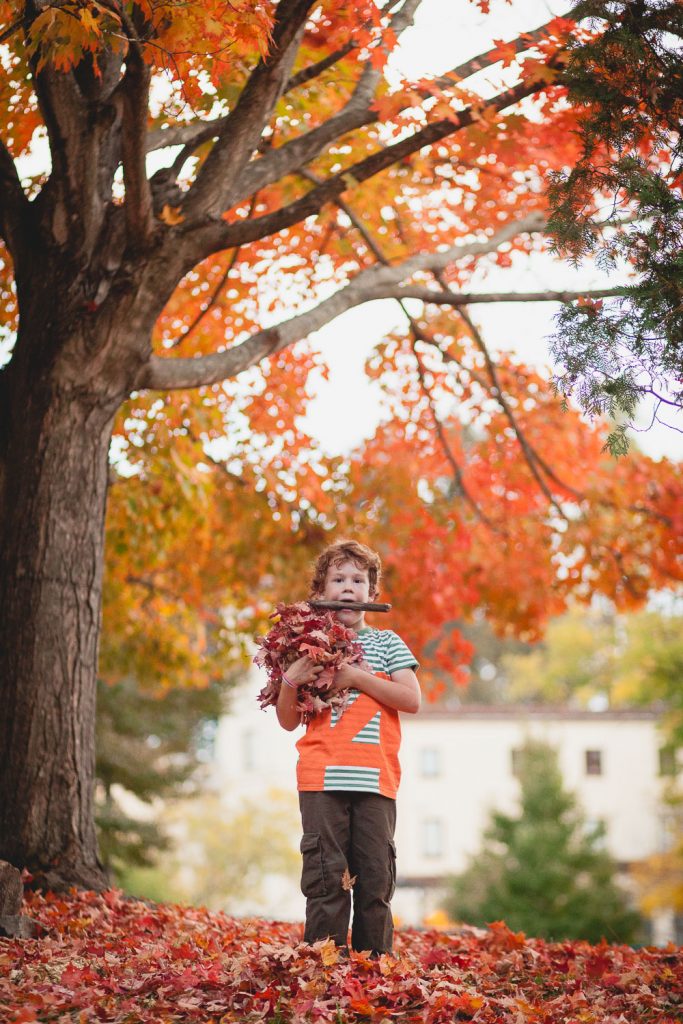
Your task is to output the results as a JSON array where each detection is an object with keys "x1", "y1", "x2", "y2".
[
  {"x1": 413, "y1": 702, "x2": 667, "y2": 721},
  {"x1": 398, "y1": 862, "x2": 635, "y2": 887}
]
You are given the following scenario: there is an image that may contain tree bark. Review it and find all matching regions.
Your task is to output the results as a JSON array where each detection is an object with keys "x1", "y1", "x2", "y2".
[{"x1": 0, "y1": 330, "x2": 122, "y2": 890}]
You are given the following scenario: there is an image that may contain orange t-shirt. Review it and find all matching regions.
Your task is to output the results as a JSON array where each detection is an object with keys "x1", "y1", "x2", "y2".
[{"x1": 295, "y1": 627, "x2": 418, "y2": 800}]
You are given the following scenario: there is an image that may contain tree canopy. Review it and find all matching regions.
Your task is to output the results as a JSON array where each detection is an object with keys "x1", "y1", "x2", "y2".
[{"x1": 0, "y1": 0, "x2": 681, "y2": 887}]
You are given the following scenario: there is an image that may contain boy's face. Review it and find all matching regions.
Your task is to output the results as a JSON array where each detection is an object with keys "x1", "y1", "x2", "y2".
[{"x1": 319, "y1": 559, "x2": 374, "y2": 631}]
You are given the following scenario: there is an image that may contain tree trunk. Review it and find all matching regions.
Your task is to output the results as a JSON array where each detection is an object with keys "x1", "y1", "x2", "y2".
[{"x1": 0, "y1": 347, "x2": 121, "y2": 890}]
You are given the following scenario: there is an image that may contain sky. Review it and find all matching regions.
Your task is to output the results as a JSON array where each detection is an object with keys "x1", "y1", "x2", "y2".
[{"x1": 299, "y1": 0, "x2": 683, "y2": 462}]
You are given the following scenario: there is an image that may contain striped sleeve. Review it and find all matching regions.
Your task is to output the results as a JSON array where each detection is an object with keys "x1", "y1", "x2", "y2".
[
  {"x1": 357, "y1": 628, "x2": 418, "y2": 674},
  {"x1": 383, "y1": 630, "x2": 419, "y2": 674}
]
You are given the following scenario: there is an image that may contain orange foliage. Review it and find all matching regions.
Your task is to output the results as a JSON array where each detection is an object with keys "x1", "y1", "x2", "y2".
[{"x1": 3, "y1": 1, "x2": 679, "y2": 699}]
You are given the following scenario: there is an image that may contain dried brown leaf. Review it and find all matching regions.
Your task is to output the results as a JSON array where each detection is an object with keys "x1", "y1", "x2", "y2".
[{"x1": 341, "y1": 867, "x2": 357, "y2": 891}]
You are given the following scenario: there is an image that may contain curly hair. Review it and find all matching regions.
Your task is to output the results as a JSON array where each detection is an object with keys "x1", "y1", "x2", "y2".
[{"x1": 309, "y1": 539, "x2": 382, "y2": 598}]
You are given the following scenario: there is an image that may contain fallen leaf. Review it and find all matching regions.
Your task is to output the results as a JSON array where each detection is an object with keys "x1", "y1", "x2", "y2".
[
  {"x1": 319, "y1": 938, "x2": 340, "y2": 966},
  {"x1": 341, "y1": 867, "x2": 357, "y2": 891}
]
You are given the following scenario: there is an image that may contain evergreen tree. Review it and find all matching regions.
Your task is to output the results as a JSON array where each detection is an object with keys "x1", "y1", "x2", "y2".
[
  {"x1": 547, "y1": 0, "x2": 683, "y2": 454},
  {"x1": 95, "y1": 676, "x2": 224, "y2": 882},
  {"x1": 444, "y1": 739, "x2": 645, "y2": 943}
]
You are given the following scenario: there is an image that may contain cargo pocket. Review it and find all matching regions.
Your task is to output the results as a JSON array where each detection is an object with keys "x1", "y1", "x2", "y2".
[
  {"x1": 300, "y1": 832, "x2": 327, "y2": 898},
  {"x1": 386, "y1": 840, "x2": 397, "y2": 901}
]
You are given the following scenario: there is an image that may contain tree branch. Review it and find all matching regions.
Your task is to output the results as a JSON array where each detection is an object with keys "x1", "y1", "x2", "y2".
[
  {"x1": 412, "y1": 264, "x2": 579, "y2": 521},
  {"x1": 166, "y1": 194, "x2": 258, "y2": 350},
  {"x1": 114, "y1": 14, "x2": 154, "y2": 243},
  {"x1": 430, "y1": 24, "x2": 554, "y2": 92},
  {"x1": 0, "y1": 12, "x2": 23, "y2": 45},
  {"x1": 313, "y1": 167, "x2": 501, "y2": 532},
  {"x1": 182, "y1": 0, "x2": 316, "y2": 222},
  {"x1": 448, "y1": 299, "x2": 673, "y2": 550},
  {"x1": 0, "y1": 137, "x2": 29, "y2": 257},
  {"x1": 229, "y1": 9, "x2": 548, "y2": 209},
  {"x1": 145, "y1": 0, "x2": 418, "y2": 162},
  {"x1": 411, "y1": 336, "x2": 503, "y2": 532},
  {"x1": 146, "y1": 120, "x2": 215, "y2": 155},
  {"x1": 285, "y1": 40, "x2": 358, "y2": 92},
  {"x1": 297, "y1": 189, "x2": 672, "y2": 544},
  {"x1": 134, "y1": 215, "x2": 546, "y2": 391},
  {"x1": 158, "y1": 38, "x2": 361, "y2": 179},
  {"x1": 384, "y1": 287, "x2": 629, "y2": 305},
  {"x1": 177, "y1": 0, "x2": 421, "y2": 221},
  {"x1": 452, "y1": 301, "x2": 571, "y2": 521},
  {"x1": 398, "y1": 305, "x2": 567, "y2": 489},
  {"x1": 32, "y1": 63, "x2": 93, "y2": 243},
  {"x1": 145, "y1": 3, "x2": 563, "y2": 249},
  {"x1": 193, "y1": 75, "x2": 549, "y2": 259},
  {"x1": 185, "y1": 427, "x2": 249, "y2": 489},
  {"x1": 27, "y1": 4, "x2": 127, "y2": 252}
]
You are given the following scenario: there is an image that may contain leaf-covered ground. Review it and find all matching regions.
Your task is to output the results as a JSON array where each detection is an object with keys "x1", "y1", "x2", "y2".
[{"x1": 2, "y1": 889, "x2": 682, "y2": 1023}]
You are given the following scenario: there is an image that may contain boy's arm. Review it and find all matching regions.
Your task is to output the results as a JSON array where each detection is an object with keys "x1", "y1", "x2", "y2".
[
  {"x1": 333, "y1": 663, "x2": 421, "y2": 714},
  {"x1": 275, "y1": 653, "x2": 322, "y2": 731},
  {"x1": 276, "y1": 678, "x2": 302, "y2": 731}
]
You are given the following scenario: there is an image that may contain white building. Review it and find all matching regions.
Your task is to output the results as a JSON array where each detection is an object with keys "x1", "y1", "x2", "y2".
[{"x1": 210, "y1": 668, "x2": 681, "y2": 944}]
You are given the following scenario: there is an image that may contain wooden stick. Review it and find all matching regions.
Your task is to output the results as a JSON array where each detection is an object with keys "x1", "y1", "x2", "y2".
[{"x1": 309, "y1": 600, "x2": 392, "y2": 612}]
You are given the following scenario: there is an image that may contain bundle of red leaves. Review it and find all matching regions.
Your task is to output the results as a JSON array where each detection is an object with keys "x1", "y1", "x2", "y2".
[
  {"x1": 255, "y1": 602, "x2": 365, "y2": 722},
  {"x1": 2, "y1": 888, "x2": 682, "y2": 1023}
]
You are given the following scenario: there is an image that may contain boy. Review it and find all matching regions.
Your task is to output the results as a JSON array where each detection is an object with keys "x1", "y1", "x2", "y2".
[{"x1": 276, "y1": 540, "x2": 420, "y2": 956}]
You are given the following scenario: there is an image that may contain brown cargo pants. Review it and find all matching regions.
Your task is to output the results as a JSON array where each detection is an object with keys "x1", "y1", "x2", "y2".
[{"x1": 298, "y1": 790, "x2": 397, "y2": 954}]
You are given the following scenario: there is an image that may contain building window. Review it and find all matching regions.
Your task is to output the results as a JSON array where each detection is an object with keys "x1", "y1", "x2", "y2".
[
  {"x1": 511, "y1": 748, "x2": 523, "y2": 776},
  {"x1": 659, "y1": 746, "x2": 679, "y2": 777},
  {"x1": 585, "y1": 750, "x2": 602, "y2": 775},
  {"x1": 419, "y1": 748, "x2": 442, "y2": 777},
  {"x1": 421, "y1": 819, "x2": 444, "y2": 858}
]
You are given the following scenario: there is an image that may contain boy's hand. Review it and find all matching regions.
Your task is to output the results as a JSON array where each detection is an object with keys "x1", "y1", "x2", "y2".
[
  {"x1": 284, "y1": 654, "x2": 324, "y2": 688},
  {"x1": 331, "y1": 662, "x2": 360, "y2": 692}
]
